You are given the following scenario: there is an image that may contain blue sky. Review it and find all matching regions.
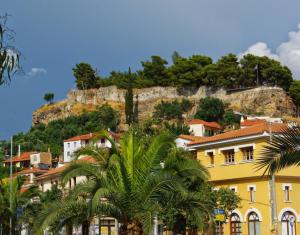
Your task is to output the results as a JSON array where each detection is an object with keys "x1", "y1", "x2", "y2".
[{"x1": 1, "y1": 0, "x2": 300, "y2": 139}]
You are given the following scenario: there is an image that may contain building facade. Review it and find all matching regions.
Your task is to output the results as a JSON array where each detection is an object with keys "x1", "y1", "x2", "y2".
[
  {"x1": 63, "y1": 131, "x2": 119, "y2": 163},
  {"x1": 186, "y1": 123, "x2": 300, "y2": 235}
]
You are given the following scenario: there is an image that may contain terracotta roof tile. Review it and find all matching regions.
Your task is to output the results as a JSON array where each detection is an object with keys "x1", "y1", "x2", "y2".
[
  {"x1": 187, "y1": 119, "x2": 222, "y2": 129},
  {"x1": 241, "y1": 119, "x2": 266, "y2": 127},
  {"x1": 177, "y1": 135, "x2": 204, "y2": 141},
  {"x1": 188, "y1": 123, "x2": 287, "y2": 146},
  {"x1": 3, "y1": 152, "x2": 35, "y2": 163},
  {"x1": 64, "y1": 131, "x2": 121, "y2": 142},
  {"x1": 16, "y1": 167, "x2": 48, "y2": 175},
  {"x1": 34, "y1": 156, "x2": 96, "y2": 180}
]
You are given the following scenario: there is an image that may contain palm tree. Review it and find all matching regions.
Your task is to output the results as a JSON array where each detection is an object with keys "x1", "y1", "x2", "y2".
[
  {"x1": 22, "y1": 184, "x2": 63, "y2": 235},
  {"x1": 35, "y1": 130, "x2": 212, "y2": 235},
  {"x1": 35, "y1": 193, "x2": 92, "y2": 235},
  {"x1": 0, "y1": 176, "x2": 40, "y2": 234},
  {"x1": 35, "y1": 146, "x2": 114, "y2": 235},
  {"x1": 256, "y1": 126, "x2": 300, "y2": 175},
  {"x1": 61, "y1": 130, "x2": 211, "y2": 235}
]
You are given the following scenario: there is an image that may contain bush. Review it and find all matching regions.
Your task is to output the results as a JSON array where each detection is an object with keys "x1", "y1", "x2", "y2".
[
  {"x1": 154, "y1": 99, "x2": 194, "y2": 120},
  {"x1": 2, "y1": 105, "x2": 119, "y2": 157},
  {"x1": 223, "y1": 110, "x2": 240, "y2": 126},
  {"x1": 194, "y1": 97, "x2": 225, "y2": 122}
]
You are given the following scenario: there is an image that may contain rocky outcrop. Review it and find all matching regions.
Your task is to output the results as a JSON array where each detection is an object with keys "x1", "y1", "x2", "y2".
[{"x1": 32, "y1": 86, "x2": 294, "y2": 126}]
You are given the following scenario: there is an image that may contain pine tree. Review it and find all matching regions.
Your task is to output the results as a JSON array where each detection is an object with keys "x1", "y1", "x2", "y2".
[
  {"x1": 125, "y1": 68, "x2": 134, "y2": 125},
  {"x1": 133, "y1": 95, "x2": 139, "y2": 123}
]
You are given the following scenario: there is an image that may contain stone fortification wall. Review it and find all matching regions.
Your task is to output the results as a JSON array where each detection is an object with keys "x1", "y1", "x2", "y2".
[{"x1": 33, "y1": 86, "x2": 294, "y2": 126}]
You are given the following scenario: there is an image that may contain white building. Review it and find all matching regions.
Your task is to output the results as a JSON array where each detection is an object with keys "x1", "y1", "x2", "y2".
[
  {"x1": 63, "y1": 131, "x2": 120, "y2": 163},
  {"x1": 187, "y1": 119, "x2": 222, "y2": 137},
  {"x1": 175, "y1": 135, "x2": 203, "y2": 150},
  {"x1": 240, "y1": 116, "x2": 283, "y2": 129}
]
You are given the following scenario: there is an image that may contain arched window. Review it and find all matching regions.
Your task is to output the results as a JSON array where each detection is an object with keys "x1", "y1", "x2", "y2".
[
  {"x1": 230, "y1": 213, "x2": 242, "y2": 235},
  {"x1": 281, "y1": 211, "x2": 296, "y2": 235},
  {"x1": 248, "y1": 212, "x2": 260, "y2": 235}
]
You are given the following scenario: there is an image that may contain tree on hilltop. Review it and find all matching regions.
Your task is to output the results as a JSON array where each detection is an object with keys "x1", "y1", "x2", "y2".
[
  {"x1": 44, "y1": 92, "x2": 54, "y2": 104},
  {"x1": 72, "y1": 62, "x2": 100, "y2": 90}
]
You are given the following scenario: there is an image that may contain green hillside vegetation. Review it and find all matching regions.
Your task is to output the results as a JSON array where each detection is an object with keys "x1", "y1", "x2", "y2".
[
  {"x1": 0, "y1": 105, "x2": 119, "y2": 157},
  {"x1": 73, "y1": 52, "x2": 293, "y2": 91}
]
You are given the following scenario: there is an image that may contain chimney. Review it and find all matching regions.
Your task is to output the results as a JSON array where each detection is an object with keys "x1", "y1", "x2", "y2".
[
  {"x1": 18, "y1": 144, "x2": 21, "y2": 157},
  {"x1": 48, "y1": 147, "x2": 51, "y2": 153}
]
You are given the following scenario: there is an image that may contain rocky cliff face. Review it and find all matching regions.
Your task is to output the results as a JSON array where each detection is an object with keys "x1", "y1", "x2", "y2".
[{"x1": 32, "y1": 86, "x2": 294, "y2": 126}]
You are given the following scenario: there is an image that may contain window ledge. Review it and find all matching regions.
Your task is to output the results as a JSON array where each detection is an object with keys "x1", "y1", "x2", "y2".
[
  {"x1": 207, "y1": 164, "x2": 215, "y2": 168},
  {"x1": 221, "y1": 162, "x2": 237, "y2": 166},
  {"x1": 239, "y1": 160, "x2": 255, "y2": 164},
  {"x1": 284, "y1": 200, "x2": 292, "y2": 203}
]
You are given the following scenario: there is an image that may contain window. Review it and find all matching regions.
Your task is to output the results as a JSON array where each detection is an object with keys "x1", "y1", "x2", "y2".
[
  {"x1": 67, "y1": 143, "x2": 70, "y2": 148},
  {"x1": 208, "y1": 129, "x2": 214, "y2": 136},
  {"x1": 67, "y1": 151, "x2": 70, "y2": 156},
  {"x1": 249, "y1": 186, "x2": 255, "y2": 203},
  {"x1": 73, "y1": 177, "x2": 77, "y2": 186},
  {"x1": 281, "y1": 211, "x2": 296, "y2": 235},
  {"x1": 101, "y1": 138, "x2": 106, "y2": 144},
  {"x1": 230, "y1": 186, "x2": 237, "y2": 193},
  {"x1": 100, "y1": 219, "x2": 116, "y2": 235},
  {"x1": 215, "y1": 222, "x2": 224, "y2": 235},
  {"x1": 207, "y1": 152, "x2": 214, "y2": 165},
  {"x1": 74, "y1": 142, "x2": 77, "y2": 148},
  {"x1": 243, "y1": 147, "x2": 254, "y2": 161},
  {"x1": 284, "y1": 185, "x2": 291, "y2": 201},
  {"x1": 230, "y1": 213, "x2": 242, "y2": 235},
  {"x1": 224, "y1": 150, "x2": 235, "y2": 164},
  {"x1": 32, "y1": 155, "x2": 38, "y2": 162},
  {"x1": 248, "y1": 212, "x2": 260, "y2": 235}
]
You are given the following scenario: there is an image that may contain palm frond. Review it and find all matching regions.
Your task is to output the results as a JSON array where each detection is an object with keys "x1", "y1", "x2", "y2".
[{"x1": 255, "y1": 127, "x2": 300, "y2": 175}]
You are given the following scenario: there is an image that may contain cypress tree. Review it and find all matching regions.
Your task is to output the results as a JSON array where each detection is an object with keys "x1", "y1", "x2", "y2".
[
  {"x1": 125, "y1": 68, "x2": 134, "y2": 125},
  {"x1": 133, "y1": 94, "x2": 139, "y2": 123}
]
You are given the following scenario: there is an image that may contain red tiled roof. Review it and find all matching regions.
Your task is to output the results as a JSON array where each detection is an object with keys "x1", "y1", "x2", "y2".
[
  {"x1": 64, "y1": 131, "x2": 121, "y2": 142},
  {"x1": 64, "y1": 133, "x2": 96, "y2": 142},
  {"x1": 187, "y1": 119, "x2": 222, "y2": 129},
  {"x1": 241, "y1": 119, "x2": 266, "y2": 127},
  {"x1": 15, "y1": 167, "x2": 48, "y2": 175},
  {"x1": 34, "y1": 165, "x2": 68, "y2": 180},
  {"x1": 188, "y1": 123, "x2": 287, "y2": 146},
  {"x1": 20, "y1": 187, "x2": 28, "y2": 193},
  {"x1": 177, "y1": 135, "x2": 204, "y2": 141},
  {"x1": 3, "y1": 152, "x2": 35, "y2": 163},
  {"x1": 35, "y1": 156, "x2": 96, "y2": 180}
]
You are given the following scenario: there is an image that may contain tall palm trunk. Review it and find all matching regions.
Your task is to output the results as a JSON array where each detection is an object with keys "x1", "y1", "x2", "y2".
[
  {"x1": 82, "y1": 220, "x2": 90, "y2": 235},
  {"x1": 66, "y1": 223, "x2": 73, "y2": 235}
]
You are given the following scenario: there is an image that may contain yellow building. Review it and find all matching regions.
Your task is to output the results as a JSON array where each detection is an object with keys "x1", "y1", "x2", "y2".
[{"x1": 187, "y1": 122, "x2": 300, "y2": 235}]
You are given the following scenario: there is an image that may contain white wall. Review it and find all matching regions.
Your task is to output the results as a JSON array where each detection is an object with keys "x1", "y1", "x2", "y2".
[
  {"x1": 30, "y1": 153, "x2": 41, "y2": 165},
  {"x1": 189, "y1": 124, "x2": 205, "y2": 137},
  {"x1": 175, "y1": 138, "x2": 191, "y2": 149},
  {"x1": 63, "y1": 140, "x2": 82, "y2": 162},
  {"x1": 63, "y1": 137, "x2": 113, "y2": 162}
]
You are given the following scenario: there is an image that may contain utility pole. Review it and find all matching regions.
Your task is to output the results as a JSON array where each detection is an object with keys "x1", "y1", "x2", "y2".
[
  {"x1": 255, "y1": 64, "x2": 259, "y2": 86},
  {"x1": 269, "y1": 122, "x2": 278, "y2": 235},
  {"x1": 10, "y1": 136, "x2": 13, "y2": 235}
]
